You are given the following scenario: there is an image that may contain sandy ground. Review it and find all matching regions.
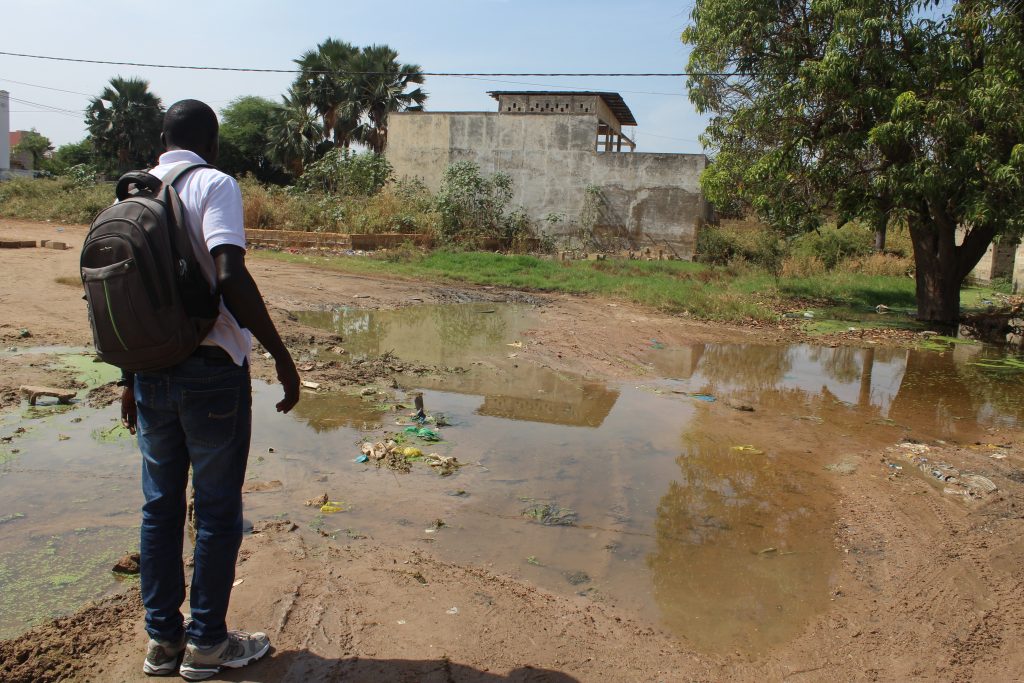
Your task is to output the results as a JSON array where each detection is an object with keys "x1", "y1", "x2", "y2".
[{"x1": 2, "y1": 218, "x2": 1024, "y2": 682}]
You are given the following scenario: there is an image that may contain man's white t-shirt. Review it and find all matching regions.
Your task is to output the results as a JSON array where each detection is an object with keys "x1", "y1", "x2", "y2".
[{"x1": 149, "y1": 149, "x2": 252, "y2": 366}]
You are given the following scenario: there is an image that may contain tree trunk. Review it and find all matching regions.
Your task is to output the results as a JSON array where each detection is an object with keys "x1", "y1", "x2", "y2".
[
  {"x1": 873, "y1": 216, "x2": 887, "y2": 253},
  {"x1": 908, "y1": 212, "x2": 995, "y2": 325},
  {"x1": 858, "y1": 347, "x2": 874, "y2": 409}
]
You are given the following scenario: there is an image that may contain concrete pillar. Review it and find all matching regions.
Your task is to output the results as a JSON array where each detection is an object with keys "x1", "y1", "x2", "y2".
[
  {"x1": 973, "y1": 237, "x2": 1019, "y2": 282},
  {"x1": 1014, "y1": 240, "x2": 1024, "y2": 294},
  {"x1": 0, "y1": 90, "x2": 10, "y2": 172}
]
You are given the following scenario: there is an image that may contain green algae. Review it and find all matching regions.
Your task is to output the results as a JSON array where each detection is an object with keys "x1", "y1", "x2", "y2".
[
  {"x1": 90, "y1": 423, "x2": 133, "y2": 444},
  {"x1": 58, "y1": 353, "x2": 120, "y2": 391},
  {"x1": 0, "y1": 526, "x2": 137, "y2": 640},
  {"x1": 21, "y1": 404, "x2": 76, "y2": 420}
]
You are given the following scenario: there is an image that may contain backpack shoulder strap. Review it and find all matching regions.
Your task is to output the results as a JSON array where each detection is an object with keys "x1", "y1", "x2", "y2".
[
  {"x1": 158, "y1": 163, "x2": 217, "y2": 289},
  {"x1": 160, "y1": 162, "x2": 213, "y2": 190}
]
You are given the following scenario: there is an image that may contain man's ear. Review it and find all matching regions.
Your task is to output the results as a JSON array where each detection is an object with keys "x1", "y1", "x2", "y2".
[
  {"x1": 160, "y1": 132, "x2": 167, "y2": 150},
  {"x1": 208, "y1": 137, "x2": 219, "y2": 164}
]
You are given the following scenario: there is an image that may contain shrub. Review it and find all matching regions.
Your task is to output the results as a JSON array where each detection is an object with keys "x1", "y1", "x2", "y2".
[
  {"x1": 435, "y1": 161, "x2": 531, "y2": 244},
  {"x1": 694, "y1": 225, "x2": 739, "y2": 265},
  {"x1": 781, "y1": 252, "x2": 826, "y2": 277},
  {"x1": 0, "y1": 176, "x2": 111, "y2": 224},
  {"x1": 296, "y1": 149, "x2": 392, "y2": 196},
  {"x1": 839, "y1": 252, "x2": 914, "y2": 277},
  {"x1": 790, "y1": 224, "x2": 873, "y2": 270},
  {"x1": 239, "y1": 176, "x2": 287, "y2": 229}
]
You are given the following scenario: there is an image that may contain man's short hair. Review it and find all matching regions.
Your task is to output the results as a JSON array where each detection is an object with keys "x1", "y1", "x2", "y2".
[{"x1": 163, "y1": 99, "x2": 218, "y2": 150}]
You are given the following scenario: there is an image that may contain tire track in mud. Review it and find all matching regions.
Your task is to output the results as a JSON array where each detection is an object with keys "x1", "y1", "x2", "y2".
[{"x1": 819, "y1": 456, "x2": 1024, "y2": 682}]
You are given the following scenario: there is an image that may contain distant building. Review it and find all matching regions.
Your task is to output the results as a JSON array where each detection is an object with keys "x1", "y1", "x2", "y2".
[
  {"x1": 386, "y1": 91, "x2": 712, "y2": 257},
  {"x1": 8, "y1": 130, "x2": 35, "y2": 170}
]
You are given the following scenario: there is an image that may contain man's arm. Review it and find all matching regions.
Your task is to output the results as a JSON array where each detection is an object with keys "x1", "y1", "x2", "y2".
[{"x1": 212, "y1": 244, "x2": 300, "y2": 413}]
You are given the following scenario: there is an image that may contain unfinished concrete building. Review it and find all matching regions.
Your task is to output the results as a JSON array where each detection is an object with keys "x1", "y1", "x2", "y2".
[{"x1": 386, "y1": 91, "x2": 711, "y2": 258}]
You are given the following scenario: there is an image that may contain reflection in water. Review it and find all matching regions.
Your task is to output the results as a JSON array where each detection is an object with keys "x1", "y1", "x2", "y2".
[
  {"x1": 695, "y1": 344, "x2": 795, "y2": 389},
  {"x1": 417, "y1": 365, "x2": 620, "y2": 428},
  {"x1": 649, "y1": 342, "x2": 1024, "y2": 434},
  {"x1": 12, "y1": 305, "x2": 1024, "y2": 649},
  {"x1": 477, "y1": 382, "x2": 617, "y2": 427},
  {"x1": 297, "y1": 304, "x2": 534, "y2": 366},
  {"x1": 299, "y1": 304, "x2": 621, "y2": 428},
  {"x1": 290, "y1": 392, "x2": 388, "y2": 433},
  {"x1": 647, "y1": 430, "x2": 834, "y2": 653}
]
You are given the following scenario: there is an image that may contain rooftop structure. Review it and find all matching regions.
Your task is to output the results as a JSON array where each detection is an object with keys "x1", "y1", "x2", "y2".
[{"x1": 488, "y1": 91, "x2": 637, "y2": 152}]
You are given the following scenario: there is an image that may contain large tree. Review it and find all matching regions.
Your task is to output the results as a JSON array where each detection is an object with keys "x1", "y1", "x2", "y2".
[
  {"x1": 290, "y1": 39, "x2": 427, "y2": 154},
  {"x1": 685, "y1": 0, "x2": 1024, "y2": 324},
  {"x1": 293, "y1": 38, "x2": 362, "y2": 147},
  {"x1": 85, "y1": 77, "x2": 164, "y2": 174},
  {"x1": 218, "y1": 96, "x2": 289, "y2": 184},
  {"x1": 348, "y1": 45, "x2": 427, "y2": 154},
  {"x1": 266, "y1": 89, "x2": 324, "y2": 176}
]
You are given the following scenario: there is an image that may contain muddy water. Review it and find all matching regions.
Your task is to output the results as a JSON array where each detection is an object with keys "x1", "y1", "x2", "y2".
[{"x1": 2, "y1": 309, "x2": 1023, "y2": 653}]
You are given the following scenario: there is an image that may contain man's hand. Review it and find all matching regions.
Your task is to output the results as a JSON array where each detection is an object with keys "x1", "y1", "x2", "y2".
[
  {"x1": 275, "y1": 357, "x2": 300, "y2": 413},
  {"x1": 212, "y1": 244, "x2": 301, "y2": 415},
  {"x1": 120, "y1": 386, "x2": 137, "y2": 435}
]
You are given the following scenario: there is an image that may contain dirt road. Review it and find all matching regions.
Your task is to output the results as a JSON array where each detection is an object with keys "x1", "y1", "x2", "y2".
[{"x1": 2, "y1": 219, "x2": 1023, "y2": 682}]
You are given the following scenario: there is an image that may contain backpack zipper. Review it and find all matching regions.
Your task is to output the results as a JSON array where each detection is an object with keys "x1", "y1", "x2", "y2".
[{"x1": 102, "y1": 279, "x2": 129, "y2": 351}]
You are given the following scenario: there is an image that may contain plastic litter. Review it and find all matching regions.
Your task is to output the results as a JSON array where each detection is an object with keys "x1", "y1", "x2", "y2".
[
  {"x1": 731, "y1": 445, "x2": 764, "y2": 454},
  {"x1": 301, "y1": 380, "x2": 320, "y2": 390},
  {"x1": 688, "y1": 393, "x2": 716, "y2": 402},
  {"x1": 320, "y1": 501, "x2": 347, "y2": 513},
  {"x1": 354, "y1": 454, "x2": 369, "y2": 463},
  {"x1": 425, "y1": 453, "x2": 460, "y2": 476}
]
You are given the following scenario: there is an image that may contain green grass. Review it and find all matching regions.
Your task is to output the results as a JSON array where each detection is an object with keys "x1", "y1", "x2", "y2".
[
  {"x1": 0, "y1": 177, "x2": 112, "y2": 224},
  {"x1": 254, "y1": 249, "x2": 922, "y2": 324}
]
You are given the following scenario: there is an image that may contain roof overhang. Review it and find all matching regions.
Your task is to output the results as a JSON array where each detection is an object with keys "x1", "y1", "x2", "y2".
[{"x1": 488, "y1": 91, "x2": 637, "y2": 126}]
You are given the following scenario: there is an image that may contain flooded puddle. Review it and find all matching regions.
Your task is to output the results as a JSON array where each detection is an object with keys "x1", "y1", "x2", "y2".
[{"x1": 2, "y1": 306, "x2": 1023, "y2": 652}]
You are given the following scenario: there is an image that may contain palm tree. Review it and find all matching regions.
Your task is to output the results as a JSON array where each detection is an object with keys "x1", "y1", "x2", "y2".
[
  {"x1": 292, "y1": 38, "x2": 360, "y2": 147},
  {"x1": 85, "y1": 77, "x2": 164, "y2": 174},
  {"x1": 349, "y1": 45, "x2": 427, "y2": 154},
  {"x1": 266, "y1": 88, "x2": 324, "y2": 176}
]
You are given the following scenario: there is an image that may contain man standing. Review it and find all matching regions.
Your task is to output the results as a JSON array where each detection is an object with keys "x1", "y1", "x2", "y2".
[{"x1": 120, "y1": 99, "x2": 300, "y2": 680}]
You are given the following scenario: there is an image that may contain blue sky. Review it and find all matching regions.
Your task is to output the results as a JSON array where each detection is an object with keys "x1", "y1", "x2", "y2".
[{"x1": 1, "y1": 0, "x2": 707, "y2": 154}]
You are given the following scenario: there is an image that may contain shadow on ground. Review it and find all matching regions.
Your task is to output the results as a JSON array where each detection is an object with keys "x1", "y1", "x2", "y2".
[{"x1": 218, "y1": 649, "x2": 581, "y2": 683}]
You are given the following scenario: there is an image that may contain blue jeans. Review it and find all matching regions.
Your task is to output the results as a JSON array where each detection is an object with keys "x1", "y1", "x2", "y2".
[{"x1": 135, "y1": 353, "x2": 251, "y2": 646}]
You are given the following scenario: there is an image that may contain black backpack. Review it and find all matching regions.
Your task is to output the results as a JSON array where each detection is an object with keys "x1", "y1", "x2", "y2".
[{"x1": 81, "y1": 163, "x2": 221, "y2": 371}]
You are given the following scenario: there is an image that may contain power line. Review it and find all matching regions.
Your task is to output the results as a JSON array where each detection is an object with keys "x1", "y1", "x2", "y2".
[
  {"x1": 8, "y1": 96, "x2": 81, "y2": 118},
  {"x1": 0, "y1": 77, "x2": 93, "y2": 98},
  {"x1": 0, "y1": 50, "x2": 735, "y2": 77}
]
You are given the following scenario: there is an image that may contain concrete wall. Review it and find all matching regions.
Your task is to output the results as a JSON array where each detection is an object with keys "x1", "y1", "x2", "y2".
[
  {"x1": 0, "y1": 91, "x2": 10, "y2": 172},
  {"x1": 387, "y1": 112, "x2": 709, "y2": 257},
  {"x1": 972, "y1": 237, "x2": 1019, "y2": 282}
]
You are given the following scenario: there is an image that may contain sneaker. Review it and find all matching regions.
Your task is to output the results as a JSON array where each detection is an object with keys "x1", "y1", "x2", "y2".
[
  {"x1": 179, "y1": 630, "x2": 271, "y2": 681},
  {"x1": 142, "y1": 633, "x2": 186, "y2": 676}
]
